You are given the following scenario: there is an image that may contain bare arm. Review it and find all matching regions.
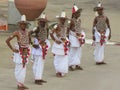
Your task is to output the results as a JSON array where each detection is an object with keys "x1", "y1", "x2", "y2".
[
  {"x1": 50, "y1": 29, "x2": 56, "y2": 41},
  {"x1": 6, "y1": 32, "x2": 19, "y2": 52},
  {"x1": 50, "y1": 27, "x2": 62, "y2": 44},
  {"x1": 69, "y1": 20, "x2": 75, "y2": 31},
  {"x1": 106, "y1": 17, "x2": 111, "y2": 30},
  {"x1": 66, "y1": 27, "x2": 70, "y2": 38},
  {"x1": 92, "y1": 17, "x2": 97, "y2": 35},
  {"x1": 46, "y1": 24, "x2": 49, "y2": 39},
  {"x1": 106, "y1": 17, "x2": 111, "y2": 40},
  {"x1": 92, "y1": 17, "x2": 97, "y2": 41},
  {"x1": 29, "y1": 29, "x2": 40, "y2": 48},
  {"x1": 28, "y1": 31, "x2": 33, "y2": 45}
]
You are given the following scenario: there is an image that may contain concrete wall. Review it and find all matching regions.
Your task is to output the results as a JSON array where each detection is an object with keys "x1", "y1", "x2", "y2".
[
  {"x1": 8, "y1": 0, "x2": 21, "y2": 25},
  {"x1": 8, "y1": 0, "x2": 38, "y2": 30}
]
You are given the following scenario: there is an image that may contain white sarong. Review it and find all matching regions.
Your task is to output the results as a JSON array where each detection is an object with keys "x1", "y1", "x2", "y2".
[
  {"x1": 69, "y1": 47, "x2": 82, "y2": 66},
  {"x1": 32, "y1": 38, "x2": 50, "y2": 80},
  {"x1": 15, "y1": 64, "x2": 26, "y2": 85},
  {"x1": 33, "y1": 55, "x2": 44, "y2": 80},
  {"x1": 54, "y1": 55, "x2": 68, "y2": 74},
  {"x1": 69, "y1": 30, "x2": 85, "y2": 47},
  {"x1": 68, "y1": 30, "x2": 85, "y2": 66},
  {"x1": 51, "y1": 33, "x2": 69, "y2": 75},
  {"x1": 69, "y1": 31, "x2": 80, "y2": 47},
  {"x1": 94, "y1": 28, "x2": 110, "y2": 62},
  {"x1": 51, "y1": 42, "x2": 65, "y2": 55},
  {"x1": 94, "y1": 43, "x2": 105, "y2": 62},
  {"x1": 94, "y1": 28, "x2": 110, "y2": 43},
  {"x1": 13, "y1": 44, "x2": 29, "y2": 85}
]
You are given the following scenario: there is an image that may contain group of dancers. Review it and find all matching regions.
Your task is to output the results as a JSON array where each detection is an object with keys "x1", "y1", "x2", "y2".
[{"x1": 6, "y1": 2, "x2": 111, "y2": 90}]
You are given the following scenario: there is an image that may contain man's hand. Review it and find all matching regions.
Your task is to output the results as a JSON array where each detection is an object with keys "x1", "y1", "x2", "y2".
[
  {"x1": 33, "y1": 45, "x2": 39, "y2": 49},
  {"x1": 108, "y1": 34, "x2": 111, "y2": 40},
  {"x1": 76, "y1": 32, "x2": 80, "y2": 37},
  {"x1": 93, "y1": 36, "x2": 96, "y2": 41},
  {"x1": 12, "y1": 48, "x2": 19, "y2": 53},
  {"x1": 55, "y1": 40, "x2": 62, "y2": 44}
]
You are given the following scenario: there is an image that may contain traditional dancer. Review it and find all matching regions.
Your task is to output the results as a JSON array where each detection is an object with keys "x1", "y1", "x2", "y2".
[
  {"x1": 92, "y1": 2, "x2": 111, "y2": 65},
  {"x1": 50, "y1": 11, "x2": 69, "y2": 77},
  {"x1": 30, "y1": 13, "x2": 51, "y2": 85},
  {"x1": 68, "y1": 4, "x2": 85, "y2": 71},
  {"x1": 6, "y1": 15, "x2": 31, "y2": 90}
]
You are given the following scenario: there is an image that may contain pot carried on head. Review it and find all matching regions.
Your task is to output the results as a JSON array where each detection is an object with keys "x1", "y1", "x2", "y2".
[{"x1": 15, "y1": 0, "x2": 48, "y2": 21}]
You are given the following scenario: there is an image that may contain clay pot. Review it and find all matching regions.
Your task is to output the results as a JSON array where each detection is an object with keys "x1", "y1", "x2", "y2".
[{"x1": 15, "y1": 0, "x2": 47, "y2": 21}]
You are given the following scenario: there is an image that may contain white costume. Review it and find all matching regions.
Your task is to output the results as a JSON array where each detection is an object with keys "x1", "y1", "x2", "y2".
[
  {"x1": 32, "y1": 38, "x2": 50, "y2": 80},
  {"x1": 7, "y1": 15, "x2": 31, "y2": 88},
  {"x1": 13, "y1": 44, "x2": 27, "y2": 86},
  {"x1": 93, "y1": 27, "x2": 110, "y2": 62},
  {"x1": 13, "y1": 41, "x2": 30, "y2": 86},
  {"x1": 69, "y1": 30, "x2": 85, "y2": 66},
  {"x1": 51, "y1": 11, "x2": 70, "y2": 76},
  {"x1": 68, "y1": 4, "x2": 85, "y2": 68},
  {"x1": 52, "y1": 34, "x2": 69, "y2": 75},
  {"x1": 92, "y1": 2, "x2": 111, "y2": 63}
]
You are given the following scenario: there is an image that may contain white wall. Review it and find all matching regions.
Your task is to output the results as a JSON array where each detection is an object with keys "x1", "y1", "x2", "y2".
[
  {"x1": 8, "y1": 0, "x2": 21, "y2": 24},
  {"x1": 8, "y1": 0, "x2": 38, "y2": 30}
]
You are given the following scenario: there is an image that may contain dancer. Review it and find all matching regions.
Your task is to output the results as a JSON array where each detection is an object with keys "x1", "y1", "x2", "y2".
[
  {"x1": 92, "y1": 2, "x2": 111, "y2": 65},
  {"x1": 68, "y1": 4, "x2": 85, "y2": 71},
  {"x1": 6, "y1": 15, "x2": 31, "y2": 90},
  {"x1": 30, "y1": 13, "x2": 50, "y2": 85},
  {"x1": 50, "y1": 11, "x2": 69, "y2": 77}
]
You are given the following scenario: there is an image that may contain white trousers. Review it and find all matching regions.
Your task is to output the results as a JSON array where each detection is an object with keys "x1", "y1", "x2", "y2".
[
  {"x1": 54, "y1": 55, "x2": 68, "y2": 74},
  {"x1": 94, "y1": 43, "x2": 105, "y2": 62},
  {"x1": 15, "y1": 64, "x2": 26, "y2": 85},
  {"x1": 33, "y1": 55, "x2": 44, "y2": 80},
  {"x1": 69, "y1": 47, "x2": 82, "y2": 66}
]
